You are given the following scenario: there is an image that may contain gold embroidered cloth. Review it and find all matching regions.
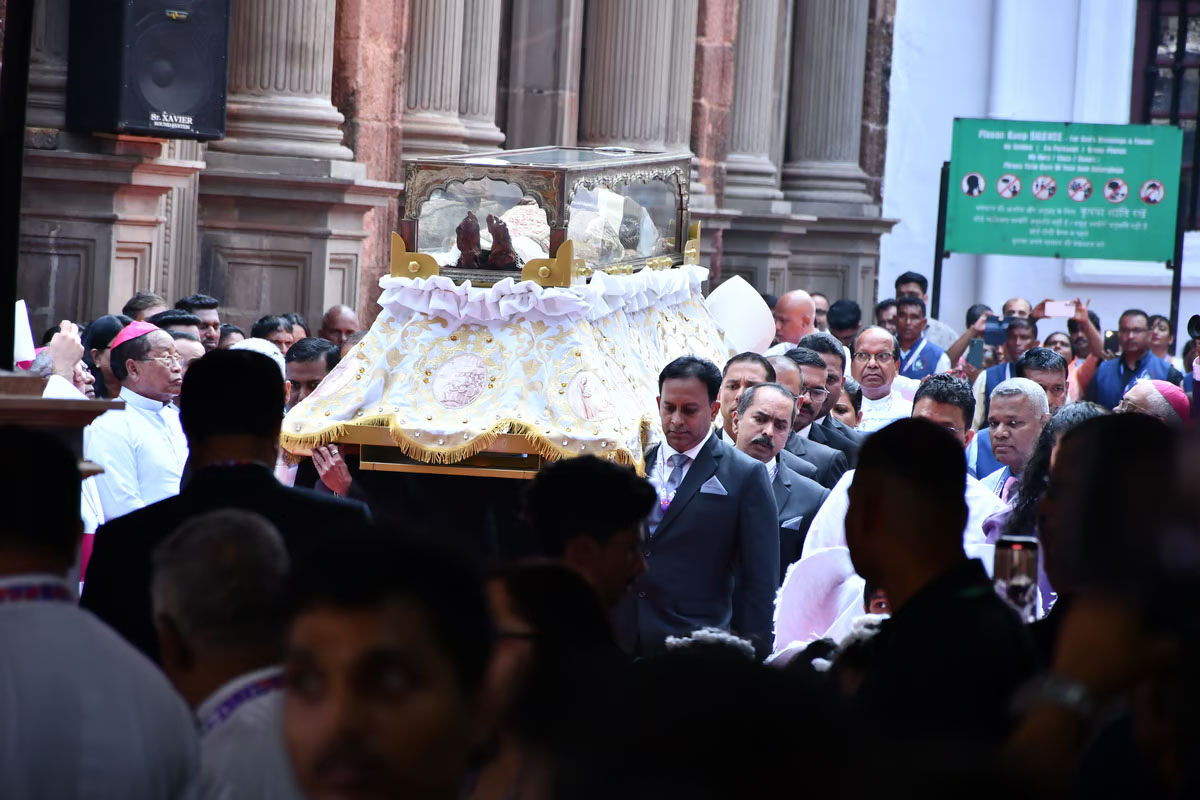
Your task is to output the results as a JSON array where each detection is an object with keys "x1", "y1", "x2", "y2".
[{"x1": 279, "y1": 266, "x2": 732, "y2": 473}]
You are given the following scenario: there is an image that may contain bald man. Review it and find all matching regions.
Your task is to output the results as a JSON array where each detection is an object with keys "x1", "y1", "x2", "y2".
[
  {"x1": 317, "y1": 305, "x2": 358, "y2": 348},
  {"x1": 766, "y1": 290, "x2": 816, "y2": 356}
]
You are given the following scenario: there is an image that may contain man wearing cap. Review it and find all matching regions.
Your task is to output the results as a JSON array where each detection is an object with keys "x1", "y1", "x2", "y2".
[
  {"x1": 85, "y1": 321, "x2": 188, "y2": 522},
  {"x1": 1116, "y1": 379, "x2": 1190, "y2": 429}
]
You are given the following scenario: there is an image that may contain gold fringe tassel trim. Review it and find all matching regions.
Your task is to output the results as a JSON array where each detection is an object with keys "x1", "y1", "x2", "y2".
[{"x1": 279, "y1": 415, "x2": 653, "y2": 476}]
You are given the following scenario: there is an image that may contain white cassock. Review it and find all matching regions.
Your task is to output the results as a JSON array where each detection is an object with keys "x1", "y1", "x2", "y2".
[
  {"x1": 856, "y1": 391, "x2": 913, "y2": 434},
  {"x1": 196, "y1": 666, "x2": 304, "y2": 800},
  {"x1": 773, "y1": 469, "x2": 1007, "y2": 652},
  {"x1": 0, "y1": 574, "x2": 199, "y2": 797},
  {"x1": 86, "y1": 386, "x2": 189, "y2": 522}
]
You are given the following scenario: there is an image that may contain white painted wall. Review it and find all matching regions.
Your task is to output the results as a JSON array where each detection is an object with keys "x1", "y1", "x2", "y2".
[{"x1": 881, "y1": 0, "x2": 1200, "y2": 348}]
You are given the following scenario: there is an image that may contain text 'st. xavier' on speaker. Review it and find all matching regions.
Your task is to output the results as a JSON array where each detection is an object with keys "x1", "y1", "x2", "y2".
[{"x1": 66, "y1": 0, "x2": 231, "y2": 140}]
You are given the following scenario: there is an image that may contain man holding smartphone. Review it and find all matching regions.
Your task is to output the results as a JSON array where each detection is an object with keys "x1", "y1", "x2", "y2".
[
  {"x1": 1086, "y1": 309, "x2": 1183, "y2": 410},
  {"x1": 971, "y1": 318, "x2": 1039, "y2": 430}
]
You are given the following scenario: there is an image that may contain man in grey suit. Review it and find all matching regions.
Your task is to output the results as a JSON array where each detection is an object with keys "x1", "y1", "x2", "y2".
[
  {"x1": 768, "y1": 354, "x2": 849, "y2": 489},
  {"x1": 731, "y1": 382, "x2": 830, "y2": 582},
  {"x1": 798, "y1": 332, "x2": 865, "y2": 464},
  {"x1": 716, "y1": 352, "x2": 820, "y2": 483},
  {"x1": 612, "y1": 356, "x2": 779, "y2": 659}
]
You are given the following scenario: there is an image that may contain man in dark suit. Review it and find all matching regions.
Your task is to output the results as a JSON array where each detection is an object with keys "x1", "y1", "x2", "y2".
[
  {"x1": 767, "y1": 352, "x2": 848, "y2": 488},
  {"x1": 731, "y1": 382, "x2": 830, "y2": 582},
  {"x1": 797, "y1": 332, "x2": 864, "y2": 464},
  {"x1": 81, "y1": 350, "x2": 370, "y2": 661},
  {"x1": 612, "y1": 357, "x2": 779, "y2": 658},
  {"x1": 715, "y1": 352, "x2": 820, "y2": 483}
]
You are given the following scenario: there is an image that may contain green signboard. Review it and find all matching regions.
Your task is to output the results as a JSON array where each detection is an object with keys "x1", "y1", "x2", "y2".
[{"x1": 945, "y1": 118, "x2": 1182, "y2": 262}]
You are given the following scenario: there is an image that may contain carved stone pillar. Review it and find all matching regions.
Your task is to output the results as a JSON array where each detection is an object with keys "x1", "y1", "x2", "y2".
[
  {"x1": 578, "y1": 0, "x2": 674, "y2": 149},
  {"x1": 403, "y1": 0, "x2": 470, "y2": 157},
  {"x1": 665, "y1": 1, "x2": 703, "y2": 196},
  {"x1": 780, "y1": 0, "x2": 873, "y2": 209},
  {"x1": 160, "y1": 140, "x2": 204, "y2": 301},
  {"x1": 209, "y1": 0, "x2": 352, "y2": 160},
  {"x1": 26, "y1": 0, "x2": 68, "y2": 129},
  {"x1": 198, "y1": 0, "x2": 399, "y2": 332},
  {"x1": 502, "y1": 0, "x2": 584, "y2": 148},
  {"x1": 725, "y1": 0, "x2": 785, "y2": 199},
  {"x1": 459, "y1": 0, "x2": 505, "y2": 150}
]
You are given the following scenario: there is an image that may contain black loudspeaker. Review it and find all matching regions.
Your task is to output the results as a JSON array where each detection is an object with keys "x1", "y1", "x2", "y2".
[{"x1": 66, "y1": 0, "x2": 231, "y2": 140}]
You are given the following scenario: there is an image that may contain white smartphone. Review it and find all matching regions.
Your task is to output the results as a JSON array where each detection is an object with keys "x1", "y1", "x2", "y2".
[{"x1": 1044, "y1": 300, "x2": 1076, "y2": 318}]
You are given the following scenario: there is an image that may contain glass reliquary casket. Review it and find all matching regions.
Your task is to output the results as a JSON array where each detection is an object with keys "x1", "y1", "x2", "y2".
[
  {"x1": 278, "y1": 147, "x2": 731, "y2": 480},
  {"x1": 400, "y1": 147, "x2": 693, "y2": 285}
]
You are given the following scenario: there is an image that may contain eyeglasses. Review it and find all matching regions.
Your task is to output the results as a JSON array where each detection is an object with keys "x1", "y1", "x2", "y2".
[
  {"x1": 140, "y1": 352, "x2": 183, "y2": 367},
  {"x1": 798, "y1": 386, "x2": 830, "y2": 403},
  {"x1": 852, "y1": 351, "x2": 895, "y2": 365}
]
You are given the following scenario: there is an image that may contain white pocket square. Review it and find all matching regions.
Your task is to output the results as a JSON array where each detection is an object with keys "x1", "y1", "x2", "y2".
[
  {"x1": 699, "y1": 476, "x2": 727, "y2": 495},
  {"x1": 781, "y1": 516, "x2": 805, "y2": 530}
]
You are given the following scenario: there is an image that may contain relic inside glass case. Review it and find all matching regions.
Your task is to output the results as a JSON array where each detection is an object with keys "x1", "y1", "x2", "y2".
[{"x1": 401, "y1": 146, "x2": 691, "y2": 285}]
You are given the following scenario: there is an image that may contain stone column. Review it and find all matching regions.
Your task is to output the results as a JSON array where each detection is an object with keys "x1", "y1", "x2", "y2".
[
  {"x1": 578, "y1": 0, "x2": 673, "y2": 149},
  {"x1": 199, "y1": 0, "x2": 399, "y2": 332},
  {"x1": 160, "y1": 140, "x2": 205, "y2": 301},
  {"x1": 665, "y1": 0, "x2": 703, "y2": 197},
  {"x1": 780, "y1": 0, "x2": 873, "y2": 209},
  {"x1": 725, "y1": 0, "x2": 785, "y2": 199},
  {"x1": 209, "y1": 0, "x2": 352, "y2": 160},
  {"x1": 459, "y1": 0, "x2": 505, "y2": 150},
  {"x1": 403, "y1": 0, "x2": 470, "y2": 157},
  {"x1": 26, "y1": 0, "x2": 68, "y2": 130},
  {"x1": 502, "y1": 0, "x2": 584, "y2": 148}
]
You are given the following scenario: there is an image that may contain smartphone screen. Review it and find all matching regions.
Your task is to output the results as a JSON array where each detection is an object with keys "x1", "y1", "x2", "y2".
[
  {"x1": 967, "y1": 338, "x2": 984, "y2": 368},
  {"x1": 1104, "y1": 330, "x2": 1120, "y2": 355},
  {"x1": 1044, "y1": 300, "x2": 1075, "y2": 317},
  {"x1": 994, "y1": 535, "x2": 1039, "y2": 622}
]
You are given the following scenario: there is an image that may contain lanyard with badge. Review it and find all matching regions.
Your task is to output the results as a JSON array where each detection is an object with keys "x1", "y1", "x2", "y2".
[{"x1": 900, "y1": 338, "x2": 929, "y2": 375}]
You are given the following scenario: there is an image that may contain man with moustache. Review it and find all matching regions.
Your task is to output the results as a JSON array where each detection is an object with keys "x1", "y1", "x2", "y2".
[
  {"x1": 716, "y1": 353, "x2": 778, "y2": 442},
  {"x1": 719, "y1": 354, "x2": 820, "y2": 483},
  {"x1": 797, "y1": 332, "x2": 864, "y2": 464},
  {"x1": 968, "y1": 348, "x2": 1067, "y2": 479},
  {"x1": 732, "y1": 383, "x2": 830, "y2": 581},
  {"x1": 979, "y1": 378, "x2": 1050, "y2": 502},
  {"x1": 612, "y1": 356, "x2": 778, "y2": 658}
]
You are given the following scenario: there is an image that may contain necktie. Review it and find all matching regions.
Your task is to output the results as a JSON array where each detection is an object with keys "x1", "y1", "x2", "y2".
[
  {"x1": 648, "y1": 453, "x2": 690, "y2": 535},
  {"x1": 1001, "y1": 475, "x2": 1019, "y2": 504}
]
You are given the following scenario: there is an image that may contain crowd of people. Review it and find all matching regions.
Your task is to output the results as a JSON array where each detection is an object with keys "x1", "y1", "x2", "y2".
[{"x1": 5, "y1": 271, "x2": 1200, "y2": 798}]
